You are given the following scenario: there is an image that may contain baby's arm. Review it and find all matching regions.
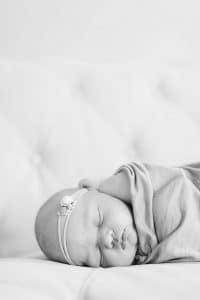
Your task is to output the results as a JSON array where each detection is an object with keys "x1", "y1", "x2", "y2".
[{"x1": 79, "y1": 171, "x2": 132, "y2": 204}]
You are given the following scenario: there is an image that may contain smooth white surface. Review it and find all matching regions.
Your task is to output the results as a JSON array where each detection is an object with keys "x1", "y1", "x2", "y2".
[
  {"x1": 0, "y1": 258, "x2": 200, "y2": 300},
  {"x1": 86, "y1": 262, "x2": 200, "y2": 300},
  {"x1": 0, "y1": 258, "x2": 94, "y2": 300}
]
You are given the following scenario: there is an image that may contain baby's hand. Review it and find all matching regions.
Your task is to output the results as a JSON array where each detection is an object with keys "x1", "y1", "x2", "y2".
[
  {"x1": 79, "y1": 173, "x2": 131, "y2": 204},
  {"x1": 78, "y1": 178, "x2": 101, "y2": 190}
]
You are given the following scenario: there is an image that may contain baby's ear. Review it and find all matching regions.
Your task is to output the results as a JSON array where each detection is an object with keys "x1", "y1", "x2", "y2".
[{"x1": 78, "y1": 178, "x2": 100, "y2": 190}]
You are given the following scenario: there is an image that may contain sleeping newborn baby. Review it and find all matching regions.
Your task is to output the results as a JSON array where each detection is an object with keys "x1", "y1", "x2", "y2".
[
  {"x1": 35, "y1": 185, "x2": 138, "y2": 267},
  {"x1": 35, "y1": 161, "x2": 200, "y2": 267}
]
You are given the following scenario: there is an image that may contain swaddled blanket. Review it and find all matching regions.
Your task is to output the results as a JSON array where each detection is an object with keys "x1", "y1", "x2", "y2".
[{"x1": 117, "y1": 162, "x2": 200, "y2": 264}]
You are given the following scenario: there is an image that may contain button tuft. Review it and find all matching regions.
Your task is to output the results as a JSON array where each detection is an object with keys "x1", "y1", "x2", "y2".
[{"x1": 31, "y1": 153, "x2": 42, "y2": 166}]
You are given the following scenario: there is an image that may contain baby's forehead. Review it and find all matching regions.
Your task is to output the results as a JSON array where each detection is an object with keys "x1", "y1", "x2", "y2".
[
  {"x1": 80, "y1": 189, "x2": 104, "y2": 202},
  {"x1": 80, "y1": 189, "x2": 117, "y2": 209}
]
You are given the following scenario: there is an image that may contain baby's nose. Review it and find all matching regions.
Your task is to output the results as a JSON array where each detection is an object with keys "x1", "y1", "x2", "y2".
[{"x1": 100, "y1": 229, "x2": 119, "y2": 249}]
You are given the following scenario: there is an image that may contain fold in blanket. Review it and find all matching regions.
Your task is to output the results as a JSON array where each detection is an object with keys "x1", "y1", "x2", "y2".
[{"x1": 116, "y1": 162, "x2": 200, "y2": 264}]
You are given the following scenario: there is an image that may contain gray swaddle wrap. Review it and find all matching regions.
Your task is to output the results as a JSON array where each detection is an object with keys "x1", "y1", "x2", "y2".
[{"x1": 116, "y1": 162, "x2": 200, "y2": 264}]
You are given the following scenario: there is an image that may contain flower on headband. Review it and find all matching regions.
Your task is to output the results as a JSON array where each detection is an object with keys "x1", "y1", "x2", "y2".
[
  {"x1": 57, "y1": 188, "x2": 88, "y2": 265},
  {"x1": 58, "y1": 196, "x2": 75, "y2": 216}
]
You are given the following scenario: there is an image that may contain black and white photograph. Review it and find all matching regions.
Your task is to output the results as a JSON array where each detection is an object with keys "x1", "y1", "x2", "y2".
[{"x1": 0, "y1": 1, "x2": 200, "y2": 299}]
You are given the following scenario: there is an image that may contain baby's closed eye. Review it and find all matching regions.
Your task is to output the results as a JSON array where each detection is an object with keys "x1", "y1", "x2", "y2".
[{"x1": 98, "y1": 207, "x2": 104, "y2": 227}]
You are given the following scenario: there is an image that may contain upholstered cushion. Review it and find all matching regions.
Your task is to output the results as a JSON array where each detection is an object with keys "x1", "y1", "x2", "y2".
[
  {"x1": 0, "y1": 59, "x2": 130, "y2": 256},
  {"x1": 43, "y1": 58, "x2": 200, "y2": 165},
  {"x1": 1, "y1": 58, "x2": 200, "y2": 258}
]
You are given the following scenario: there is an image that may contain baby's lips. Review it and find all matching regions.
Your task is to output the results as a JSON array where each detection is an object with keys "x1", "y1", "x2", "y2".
[{"x1": 124, "y1": 225, "x2": 137, "y2": 247}]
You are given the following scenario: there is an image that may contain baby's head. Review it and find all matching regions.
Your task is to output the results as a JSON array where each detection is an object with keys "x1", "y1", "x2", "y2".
[{"x1": 35, "y1": 188, "x2": 137, "y2": 267}]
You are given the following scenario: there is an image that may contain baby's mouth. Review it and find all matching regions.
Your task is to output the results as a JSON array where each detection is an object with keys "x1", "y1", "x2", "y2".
[{"x1": 121, "y1": 225, "x2": 137, "y2": 250}]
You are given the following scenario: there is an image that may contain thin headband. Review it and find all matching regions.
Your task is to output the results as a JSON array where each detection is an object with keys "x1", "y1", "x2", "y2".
[{"x1": 57, "y1": 188, "x2": 88, "y2": 264}]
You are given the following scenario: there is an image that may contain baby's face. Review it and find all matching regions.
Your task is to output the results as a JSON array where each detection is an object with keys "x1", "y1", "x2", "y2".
[{"x1": 67, "y1": 190, "x2": 138, "y2": 267}]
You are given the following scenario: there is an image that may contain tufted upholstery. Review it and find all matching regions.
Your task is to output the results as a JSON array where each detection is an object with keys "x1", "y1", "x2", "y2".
[
  {"x1": 0, "y1": 59, "x2": 129, "y2": 257},
  {"x1": 0, "y1": 58, "x2": 200, "y2": 259}
]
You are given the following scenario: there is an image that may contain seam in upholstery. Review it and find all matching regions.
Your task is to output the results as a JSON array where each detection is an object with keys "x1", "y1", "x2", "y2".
[{"x1": 77, "y1": 268, "x2": 100, "y2": 300}]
